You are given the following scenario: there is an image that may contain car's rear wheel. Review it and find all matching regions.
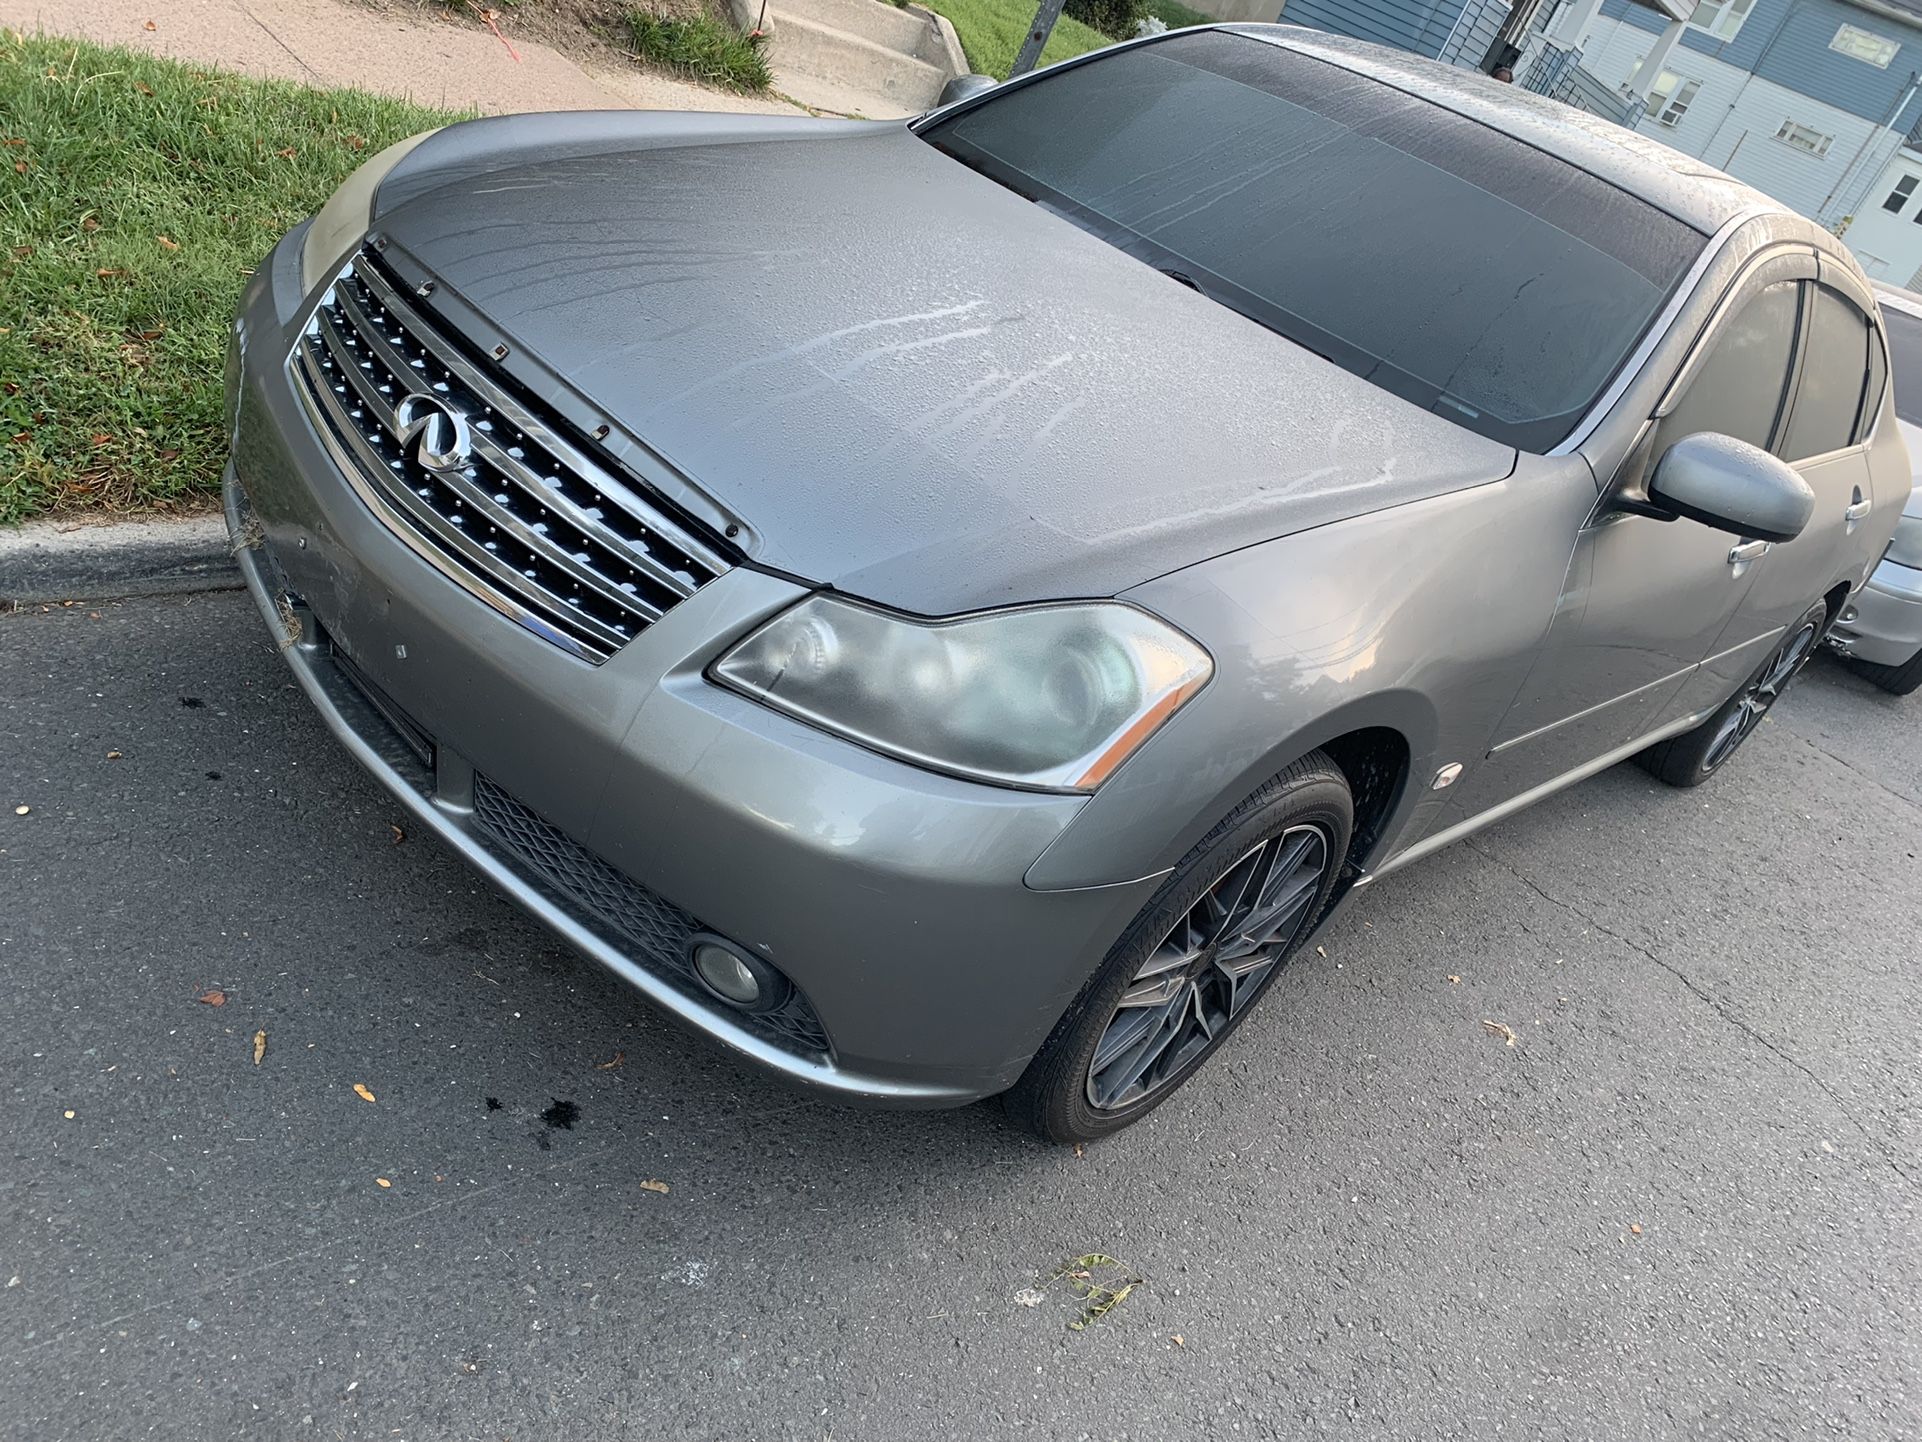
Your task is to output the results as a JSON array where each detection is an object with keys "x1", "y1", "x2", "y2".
[
  {"x1": 1002, "y1": 753, "x2": 1353, "y2": 1144},
  {"x1": 1845, "y1": 643, "x2": 1922, "y2": 697},
  {"x1": 1636, "y1": 600, "x2": 1828, "y2": 788}
]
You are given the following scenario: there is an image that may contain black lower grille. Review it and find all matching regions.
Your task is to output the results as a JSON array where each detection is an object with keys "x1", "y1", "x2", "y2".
[{"x1": 469, "y1": 776, "x2": 831, "y2": 1059}]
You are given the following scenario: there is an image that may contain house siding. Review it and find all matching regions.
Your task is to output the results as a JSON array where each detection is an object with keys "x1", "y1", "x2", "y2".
[
  {"x1": 1277, "y1": 0, "x2": 1468, "y2": 56},
  {"x1": 1577, "y1": 13, "x2": 1916, "y2": 221},
  {"x1": 1593, "y1": 0, "x2": 1922, "y2": 127}
]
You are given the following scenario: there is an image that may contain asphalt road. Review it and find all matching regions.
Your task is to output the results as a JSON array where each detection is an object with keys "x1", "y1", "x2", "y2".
[{"x1": 3, "y1": 589, "x2": 1919, "y2": 1441}]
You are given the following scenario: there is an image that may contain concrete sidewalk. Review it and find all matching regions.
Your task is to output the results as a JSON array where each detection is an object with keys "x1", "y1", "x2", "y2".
[{"x1": 0, "y1": 0, "x2": 814, "y2": 115}]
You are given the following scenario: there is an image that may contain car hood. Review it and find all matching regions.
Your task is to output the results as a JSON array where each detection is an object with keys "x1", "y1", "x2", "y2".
[{"x1": 373, "y1": 114, "x2": 1516, "y2": 613}]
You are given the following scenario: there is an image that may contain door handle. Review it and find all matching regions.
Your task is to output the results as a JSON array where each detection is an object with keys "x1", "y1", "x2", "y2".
[
  {"x1": 1728, "y1": 540, "x2": 1771, "y2": 564},
  {"x1": 1845, "y1": 497, "x2": 1872, "y2": 521}
]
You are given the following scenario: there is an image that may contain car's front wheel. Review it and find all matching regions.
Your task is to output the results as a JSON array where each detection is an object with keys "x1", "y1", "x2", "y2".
[
  {"x1": 1002, "y1": 753, "x2": 1352, "y2": 1144},
  {"x1": 1636, "y1": 599, "x2": 1828, "y2": 788}
]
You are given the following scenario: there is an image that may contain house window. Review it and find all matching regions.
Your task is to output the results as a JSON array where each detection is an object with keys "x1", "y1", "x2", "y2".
[
  {"x1": 1831, "y1": 24, "x2": 1899, "y2": 67},
  {"x1": 1774, "y1": 120, "x2": 1833, "y2": 157},
  {"x1": 1688, "y1": 0, "x2": 1756, "y2": 42},
  {"x1": 1646, "y1": 72, "x2": 1701, "y2": 126},
  {"x1": 1885, "y1": 176, "x2": 1920, "y2": 213}
]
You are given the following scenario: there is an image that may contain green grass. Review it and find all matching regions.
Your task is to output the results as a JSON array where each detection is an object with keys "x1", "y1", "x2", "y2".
[
  {"x1": 1143, "y1": 0, "x2": 1212, "y2": 27},
  {"x1": 914, "y1": 0, "x2": 1110, "y2": 79},
  {"x1": 0, "y1": 34, "x2": 462, "y2": 523},
  {"x1": 623, "y1": 9, "x2": 772, "y2": 92}
]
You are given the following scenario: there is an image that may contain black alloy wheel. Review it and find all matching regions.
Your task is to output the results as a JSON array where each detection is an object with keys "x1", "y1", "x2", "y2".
[{"x1": 1085, "y1": 824, "x2": 1331, "y2": 1110}]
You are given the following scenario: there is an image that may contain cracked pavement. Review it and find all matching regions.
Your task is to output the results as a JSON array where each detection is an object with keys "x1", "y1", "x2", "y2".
[{"x1": 3, "y1": 591, "x2": 1919, "y2": 1440}]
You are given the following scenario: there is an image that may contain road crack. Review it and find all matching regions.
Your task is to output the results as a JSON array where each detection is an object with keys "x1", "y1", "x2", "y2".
[
  {"x1": 1790, "y1": 733, "x2": 1922, "y2": 813},
  {"x1": 1467, "y1": 840, "x2": 1917, "y2": 1194}
]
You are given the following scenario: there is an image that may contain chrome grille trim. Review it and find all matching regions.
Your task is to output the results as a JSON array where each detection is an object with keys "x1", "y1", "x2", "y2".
[{"x1": 291, "y1": 251, "x2": 728, "y2": 662}]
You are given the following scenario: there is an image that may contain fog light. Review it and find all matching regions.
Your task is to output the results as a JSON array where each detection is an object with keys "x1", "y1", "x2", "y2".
[
  {"x1": 694, "y1": 943, "x2": 759, "y2": 1004},
  {"x1": 689, "y1": 936, "x2": 790, "y2": 1013}
]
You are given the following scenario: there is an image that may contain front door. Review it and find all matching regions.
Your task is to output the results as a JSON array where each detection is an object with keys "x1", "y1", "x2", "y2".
[
  {"x1": 1715, "y1": 269, "x2": 1885, "y2": 663},
  {"x1": 1458, "y1": 260, "x2": 1811, "y2": 810}
]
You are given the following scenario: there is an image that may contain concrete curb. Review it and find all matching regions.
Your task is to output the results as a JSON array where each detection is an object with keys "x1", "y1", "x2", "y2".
[{"x1": 0, "y1": 514, "x2": 241, "y2": 604}]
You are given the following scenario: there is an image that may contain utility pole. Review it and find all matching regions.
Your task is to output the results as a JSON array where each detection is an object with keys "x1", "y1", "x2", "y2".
[{"x1": 1011, "y1": 0, "x2": 1068, "y2": 77}]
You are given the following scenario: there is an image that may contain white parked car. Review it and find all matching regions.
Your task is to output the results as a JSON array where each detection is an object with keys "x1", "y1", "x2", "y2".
[{"x1": 1830, "y1": 284, "x2": 1922, "y2": 693}]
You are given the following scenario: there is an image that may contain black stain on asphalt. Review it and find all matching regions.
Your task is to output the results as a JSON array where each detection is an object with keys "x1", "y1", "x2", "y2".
[
  {"x1": 179, "y1": 696, "x2": 204, "y2": 709},
  {"x1": 484, "y1": 1096, "x2": 502, "y2": 1111},
  {"x1": 540, "y1": 1098, "x2": 579, "y2": 1131},
  {"x1": 205, "y1": 771, "x2": 222, "y2": 780}
]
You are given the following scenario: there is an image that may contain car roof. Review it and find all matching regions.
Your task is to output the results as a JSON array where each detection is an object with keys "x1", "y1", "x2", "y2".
[{"x1": 1223, "y1": 24, "x2": 1791, "y2": 235}]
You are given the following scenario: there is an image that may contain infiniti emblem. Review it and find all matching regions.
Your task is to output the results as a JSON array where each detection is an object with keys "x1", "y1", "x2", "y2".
[{"x1": 390, "y1": 392, "x2": 472, "y2": 473}]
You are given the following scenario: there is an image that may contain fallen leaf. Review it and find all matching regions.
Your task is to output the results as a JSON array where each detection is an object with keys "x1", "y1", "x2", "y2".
[
  {"x1": 196, "y1": 988, "x2": 226, "y2": 1007},
  {"x1": 275, "y1": 146, "x2": 297, "y2": 159},
  {"x1": 352, "y1": 1082, "x2": 376, "y2": 1103},
  {"x1": 390, "y1": 823, "x2": 405, "y2": 845},
  {"x1": 12, "y1": 160, "x2": 27, "y2": 174},
  {"x1": 1481, "y1": 1019, "x2": 1519, "y2": 1047},
  {"x1": 595, "y1": 1051, "x2": 624, "y2": 1070},
  {"x1": 155, "y1": 235, "x2": 179, "y2": 251},
  {"x1": 375, "y1": 1176, "x2": 391, "y2": 1188},
  {"x1": 1629, "y1": 1222, "x2": 1643, "y2": 1235},
  {"x1": 252, "y1": 1030, "x2": 266, "y2": 1065},
  {"x1": 81, "y1": 215, "x2": 98, "y2": 232},
  {"x1": 639, "y1": 1179, "x2": 670, "y2": 1195},
  {"x1": 1171, "y1": 1334, "x2": 1185, "y2": 1347},
  {"x1": 1, "y1": 138, "x2": 22, "y2": 146},
  {"x1": 344, "y1": 133, "x2": 366, "y2": 150},
  {"x1": 105, "y1": 750, "x2": 122, "y2": 760},
  {"x1": 1316, "y1": 945, "x2": 1327, "y2": 957},
  {"x1": 96, "y1": 268, "x2": 123, "y2": 278},
  {"x1": 143, "y1": 18, "x2": 156, "y2": 29},
  {"x1": 133, "y1": 80, "x2": 154, "y2": 95},
  {"x1": 1446, "y1": 975, "x2": 1461, "y2": 984}
]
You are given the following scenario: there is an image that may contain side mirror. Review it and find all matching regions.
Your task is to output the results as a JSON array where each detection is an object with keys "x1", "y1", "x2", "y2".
[
  {"x1": 936, "y1": 74, "x2": 997, "y2": 107},
  {"x1": 1647, "y1": 432, "x2": 1815, "y2": 543}
]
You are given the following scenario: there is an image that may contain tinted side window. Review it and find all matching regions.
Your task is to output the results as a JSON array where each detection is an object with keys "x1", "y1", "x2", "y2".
[
  {"x1": 1657, "y1": 281, "x2": 1799, "y2": 455},
  {"x1": 1861, "y1": 322, "x2": 1888, "y2": 439},
  {"x1": 1781, "y1": 284, "x2": 1870, "y2": 461}
]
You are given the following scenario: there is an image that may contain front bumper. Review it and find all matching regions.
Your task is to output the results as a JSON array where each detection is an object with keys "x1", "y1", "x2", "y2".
[
  {"x1": 224, "y1": 229, "x2": 1158, "y2": 1105},
  {"x1": 1827, "y1": 556, "x2": 1922, "y2": 667}
]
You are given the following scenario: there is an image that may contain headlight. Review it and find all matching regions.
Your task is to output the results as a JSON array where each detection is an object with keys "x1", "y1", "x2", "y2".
[
  {"x1": 299, "y1": 130, "x2": 441, "y2": 291},
  {"x1": 1887, "y1": 511, "x2": 1922, "y2": 569},
  {"x1": 711, "y1": 597, "x2": 1212, "y2": 792}
]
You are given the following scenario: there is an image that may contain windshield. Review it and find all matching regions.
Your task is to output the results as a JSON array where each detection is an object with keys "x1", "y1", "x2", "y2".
[
  {"x1": 1883, "y1": 306, "x2": 1922, "y2": 424},
  {"x1": 921, "y1": 33, "x2": 1705, "y2": 452}
]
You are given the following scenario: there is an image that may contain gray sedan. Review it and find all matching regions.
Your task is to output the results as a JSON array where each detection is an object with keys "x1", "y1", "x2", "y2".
[{"x1": 224, "y1": 27, "x2": 1909, "y2": 1142}]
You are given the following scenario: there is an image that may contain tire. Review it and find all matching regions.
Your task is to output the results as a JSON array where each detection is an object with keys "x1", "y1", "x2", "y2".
[
  {"x1": 1845, "y1": 644, "x2": 1922, "y2": 697},
  {"x1": 1001, "y1": 752, "x2": 1353, "y2": 1145},
  {"x1": 1636, "y1": 599, "x2": 1829, "y2": 788}
]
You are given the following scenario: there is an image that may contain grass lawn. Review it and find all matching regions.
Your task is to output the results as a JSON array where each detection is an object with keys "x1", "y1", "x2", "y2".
[
  {"x1": 914, "y1": 0, "x2": 1111, "y2": 79},
  {"x1": 1144, "y1": 0, "x2": 1214, "y2": 26},
  {"x1": 0, "y1": 34, "x2": 462, "y2": 523}
]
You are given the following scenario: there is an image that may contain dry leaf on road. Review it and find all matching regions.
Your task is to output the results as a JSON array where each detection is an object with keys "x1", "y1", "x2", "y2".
[
  {"x1": 353, "y1": 1083, "x2": 377, "y2": 1103},
  {"x1": 196, "y1": 989, "x2": 227, "y2": 1007},
  {"x1": 595, "y1": 1051, "x2": 624, "y2": 1070},
  {"x1": 1481, "y1": 1019, "x2": 1519, "y2": 1047},
  {"x1": 375, "y1": 1177, "x2": 391, "y2": 1188},
  {"x1": 252, "y1": 1030, "x2": 266, "y2": 1066},
  {"x1": 639, "y1": 1179, "x2": 670, "y2": 1195},
  {"x1": 390, "y1": 823, "x2": 405, "y2": 845}
]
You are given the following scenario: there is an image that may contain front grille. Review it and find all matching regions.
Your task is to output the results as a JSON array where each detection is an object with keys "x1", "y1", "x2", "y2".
[
  {"x1": 469, "y1": 776, "x2": 832, "y2": 1060},
  {"x1": 290, "y1": 252, "x2": 728, "y2": 663}
]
